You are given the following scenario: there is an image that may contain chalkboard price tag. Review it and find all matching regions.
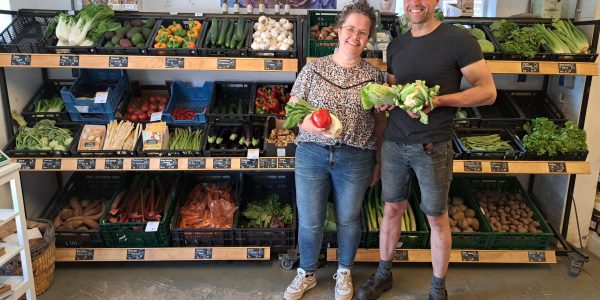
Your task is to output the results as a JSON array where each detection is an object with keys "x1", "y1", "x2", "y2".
[
  {"x1": 528, "y1": 251, "x2": 547, "y2": 262},
  {"x1": 217, "y1": 58, "x2": 236, "y2": 69},
  {"x1": 75, "y1": 249, "x2": 94, "y2": 261},
  {"x1": 240, "y1": 158, "x2": 258, "y2": 169},
  {"x1": 11, "y1": 54, "x2": 31, "y2": 66},
  {"x1": 195, "y1": 248, "x2": 213, "y2": 259},
  {"x1": 159, "y1": 158, "x2": 178, "y2": 169},
  {"x1": 109, "y1": 56, "x2": 128, "y2": 68},
  {"x1": 463, "y1": 161, "x2": 482, "y2": 172},
  {"x1": 247, "y1": 248, "x2": 265, "y2": 259},
  {"x1": 490, "y1": 161, "x2": 509, "y2": 173},
  {"x1": 131, "y1": 158, "x2": 149, "y2": 170},
  {"x1": 104, "y1": 159, "x2": 124, "y2": 170},
  {"x1": 558, "y1": 63, "x2": 576, "y2": 74},
  {"x1": 213, "y1": 158, "x2": 232, "y2": 169},
  {"x1": 165, "y1": 57, "x2": 184, "y2": 69},
  {"x1": 42, "y1": 159, "x2": 61, "y2": 170},
  {"x1": 264, "y1": 59, "x2": 283, "y2": 70},
  {"x1": 521, "y1": 62, "x2": 539, "y2": 73},
  {"x1": 461, "y1": 251, "x2": 480, "y2": 262},
  {"x1": 59, "y1": 55, "x2": 79, "y2": 67},
  {"x1": 393, "y1": 249, "x2": 408, "y2": 261},
  {"x1": 16, "y1": 159, "x2": 35, "y2": 170},
  {"x1": 77, "y1": 159, "x2": 96, "y2": 170},
  {"x1": 277, "y1": 158, "x2": 295, "y2": 169},
  {"x1": 548, "y1": 162, "x2": 566, "y2": 173},
  {"x1": 259, "y1": 158, "x2": 277, "y2": 169},
  {"x1": 126, "y1": 249, "x2": 145, "y2": 260},
  {"x1": 188, "y1": 158, "x2": 206, "y2": 169}
]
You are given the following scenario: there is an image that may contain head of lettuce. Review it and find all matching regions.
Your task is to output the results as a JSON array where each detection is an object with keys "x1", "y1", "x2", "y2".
[{"x1": 360, "y1": 83, "x2": 402, "y2": 110}]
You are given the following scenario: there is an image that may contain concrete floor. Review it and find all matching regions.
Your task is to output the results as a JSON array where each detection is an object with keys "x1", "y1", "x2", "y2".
[{"x1": 38, "y1": 254, "x2": 600, "y2": 300}]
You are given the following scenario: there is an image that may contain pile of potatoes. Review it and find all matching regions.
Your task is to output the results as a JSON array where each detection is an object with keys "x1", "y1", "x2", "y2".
[
  {"x1": 448, "y1": 196, "x2": 480, "y2": 233},
  {"x1": 476, "y1": 191, "x2": 543, "y2": 234},
  {"x1": 310, "y1": 25, "x2": 337, "y2": 40}
]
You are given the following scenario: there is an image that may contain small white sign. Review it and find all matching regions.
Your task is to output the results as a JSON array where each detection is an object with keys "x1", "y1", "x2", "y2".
[
  {"x1": 194, "y1": 12, "x2": 203, "y2": 17},
  {"x1": 169, "y1": 11, "x2": 178, "y2": 15},
  {"x1": 68, "y1": 10, "x2": 75, "y2": 16},
  {"x1": 94, "y1": 92, "x2": 109, "y2": 104},
  {"x1": 145, "y1": 221, "x2": 160, "y2": 232},
  {"x1": 75, "y1": 105, "x2": 89, "y2": 113},
  {"x1": 276, "y1": 148, "x2": 286, "y2": 157},
  {"x1": 150, "y1": 111, "x2": 163, "y2": 122},
  {"x1": 247, "y1": 149, "x2": 260, "y2": 159},
  {"x1": 122, "y1": 4, "x2": 138, "y2": 11}
]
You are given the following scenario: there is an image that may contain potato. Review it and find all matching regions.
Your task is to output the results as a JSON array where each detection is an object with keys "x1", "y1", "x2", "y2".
[
  {"x1": 532, "y1": 221, "x2": 540, "y2": 227},
  {"x1": 510, "y1": 224, "x2": 517, "y2": 231},
  {"x1": 451, "y1": 196, "x2": 464, "y2": 206},
  {"x1": 454, "y1": 211, "x2": 466, "y2": 221},
  {"x1": 458, "y1": 204, "x2": 468, "y2": 212},
  {"x1": 448, "y1": 206, "x2": 460, "y2": 217},
  {"x1": 465, "y1": 209, "x2": 476, "y2": 218},
  {"x1": 463, "y1": 227, "x2": 474, "y2": 233},
  {"x1": 459, "y1": 219, "x2": 470, "y2": 231},
  {"x1": 471, "y1": 219, "x2": 480, "y2": 231},
  {"x1": 522, "y1": 218, "x2": 530, "y2": 225},
  {"x1": 501, "y1": 224, "x2": 509, "y2": 231},
  {"x1": 451, "y1": 227, "x2": 461, "y2": 233},
  {"x1": 489, "y1": 217, "x2": 498, "y2": 224},
  {"x1": 448, "y1": 218, "x2": 457, "y2": 227},
  {"x1": 466, "y1": 218, "x2": 474, "y2": 226}
]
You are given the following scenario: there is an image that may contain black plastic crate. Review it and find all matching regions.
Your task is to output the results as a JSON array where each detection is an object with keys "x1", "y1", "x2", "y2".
[
  {"x1": 203, "y1": 121, "x2": 267, "y2": 157},
  {"x1": 465, "y1": 176, "x2": 554, "y2": 250},
  {"x1": 139, "y1": 124, "x2": 205, "y2": 157},
  {"x1": 171, "y1": 173, "x2": 241, "y2": 247},
  {"x1": 247, "y1": 18, "x2": 298, "y2": 58},
  {"x1": 0, "y1": 13, "x2": 53, "y2": 53},
  {"x1": 453, "y1": 128, "x2": 527, "y2": 160},
  {"x1": 482, "y1": 24, "x2": 554, "y2": 61},
  {"x1": 511, "y1": 128, "x2": 589, "y2": 161},
  {"x1": 265, "y1": 116, "x2": 297, "y2": 157},
  {"x1": 450, "y1": 22, "x2": 503, "y2": 60},
  {"x1": 502, "y1": 90, "x2": 566, "y2": 123},
  {"x1": 3, "y1": 123, "x2": 81, "y2": 157},
  {"x1": 95, "y1": 16, "x2": 159, "y2": 55},
  {"x1": 100, "y1": 173, "x2": 181, "y2": 247},
  {"x1": 250, "y1": 82, "x2": 292, "y2": 122},
  {"x1": 198, "y1": 18, "x2": 250, "y2": 57},
  {"x1": 235, "y1": 173, "x2": 296, "y2": 251},
  {"x1": 21, "y1": 80, "x2": 73, "y2": 125},
  {"x1": 42, "y1": 173, "x2": 126, "y2": 248},
  {"x1": 72, "y1": 127, "x2": 142, "y2": 157},
  {"x1": 477, "y1": 91, "x2": 525, "y2": 128},
  {"x1": 207, "y1": 81, "x2": 253, "y2": 124},
  {"x1": 147, "y1": 18, "x2": 203, "y2": 56},
  {"x1": 454, "y1": 107, "x2": 481, "y2": 128}
]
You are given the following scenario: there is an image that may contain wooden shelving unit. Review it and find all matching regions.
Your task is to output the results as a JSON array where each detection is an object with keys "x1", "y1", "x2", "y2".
[{"x1": 55, "y1": 247, "x2": 271, "y2": 262}]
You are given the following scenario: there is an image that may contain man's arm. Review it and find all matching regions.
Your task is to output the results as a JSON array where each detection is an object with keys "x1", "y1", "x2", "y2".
[{"x1": 434, "y1": 59, "x2": 497, "y2": 108}]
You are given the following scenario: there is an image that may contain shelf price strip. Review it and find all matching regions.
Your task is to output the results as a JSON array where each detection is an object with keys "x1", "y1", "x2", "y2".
[
  {"x1": 159, "y1": 158, "x2": 178, "y2": 169},
  {"x1": 126, "y1": 249, "x2": 145, "y2": 260},
  {"x1": 463, "y1": 161, "x2": 482, "y2": 172},
  {"x1": 16, "y1": 159, "x2": 35, "y2": 170},
  {"x1": 165, "y1": 57, "x2": 184, "y2": 69},
  {"x1": 217, "y1": 58, "x2": 236, "y2": 70},
  {"x1": 528, "y1": 251, "x2": 547, "y2": 262},
  {"x1": 59, "y1": 55, "x2": 79, "y2": 67},
  {"x1": 75, "y1": 249, "x2": 94, "y2": 261},
  {"x1": 521, "y1": 62, "x2": 539, "y2": 73},
  {"x1": 548, "y1": 162, "x2": 567, "y2": 173},
  {"x1": 259, "y1": 158, "x2": 277, "y2": 169},
  {"x1": 247, "y1": 248, "x2": 265, "y2": 259},
  {"x1": 188, "y1": 158, "x2": 206, "y2": 169},
  {"x1": 213, "y1": 158, "x2": 231, "y2": 169},
  {"x1": 264, "y1": 59, "x2": 283, "y2": 70},
  {"x1": 490, "y1": 161, "x2": 509, "y2": 173},
  {"x1": 11, "y1": 54, "x2": 31, "y2": 66},
  {"x1": 195, "y1": 248, "x2": 213, "y2": 259},
  {"x1": 131, "y1": 158, "x2": 149, "y2": 170},
  {"x1": 240, "y1": 158, "x2": 258, "y2": 169},
  {"x1": 558, "y1": 63, "x2": 577, "y2": 74},
  {"x1": 104, "y1": 159, "x2": 124, "y2": 170},
  {"x1": 461, "y1": 251, "x2": 479, "y2": 262},
  {"x1": 42, "y1": 159, "x2": 61, "y2": 170},
  {"x1": 77, "y1": 159, "x2": 96, "y2": 170},
  {"x1": 109, "y1": 56, "x2": 128, "y2": 68}
]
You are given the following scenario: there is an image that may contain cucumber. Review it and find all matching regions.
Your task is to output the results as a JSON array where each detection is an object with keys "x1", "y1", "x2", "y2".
[
  {"x1": 217, "y1": 19, "x2": 231, "y2": 46},
  {"x1": 235, "y1": 17, "x2": 245, "y2": 40},
  {"x1": 209, "y1": 18, "x2": 219, "y2": 45},
  {"x1": 224, "y1": 20, "x2": 235, "y2": 48},
  {"x1": 236, "y1": 22, "x2": 248, "y2": 49}
]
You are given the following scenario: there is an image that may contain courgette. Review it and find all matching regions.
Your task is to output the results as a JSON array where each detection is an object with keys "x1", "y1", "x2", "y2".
[
  {"x1": 224, "y1": 21, "x2": 235, "y2": 48},
  {"x1": 235, "y1": 17, "x2": 245, "y2": 40},
  {"x1": 209, "y1": 18, "x2": 219, "y2": 45},
  {"x1": 235, "y1": 22, "x2": 247, "y2": 49},
  {"x1": 218, "y1": 19, "x2": 231, "y2": 46}
]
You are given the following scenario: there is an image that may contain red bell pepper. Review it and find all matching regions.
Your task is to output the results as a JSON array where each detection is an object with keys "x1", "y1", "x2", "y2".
[{"x1": 311, "y1": 109, "x2": 332, "y2": 129}]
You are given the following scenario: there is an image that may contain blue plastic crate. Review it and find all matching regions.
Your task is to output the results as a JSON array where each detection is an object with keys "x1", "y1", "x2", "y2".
[
  {"x1": 61, "y1": 69, "x2": 129, "y2": 115},
  {"x1": 163, "y1": 81, "x2": 214, "y2": 124},
  {"x1": 68, "y1": 111, "x2": 115, "y2": 123}
]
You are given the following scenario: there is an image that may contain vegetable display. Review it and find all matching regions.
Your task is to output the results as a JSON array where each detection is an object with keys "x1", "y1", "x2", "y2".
[
  {"x1": 241, "y1": 194, "x2": 293, "y2": 228},
  {"x1": 211, "y1": 96, "x2": 248, "y2": 115},
  {"x1": 34, "y1": 97, "x2": 65, "y2": 113},
  {"x1": 360, "y1": 81, "x2": 440, "y2": 124},
  {"x1": 169, "y1": 127, "x2": 204, "y2": 151},
  {"x1": 103, "y1": 120, "x2": 142, "y2": 151},
  {"x1": 324, "y1": 202, "x2": 336, "y2": 231},
  {"x1": 533, "y1": 19, "x2": 590, "y2": 54},
  {"x1": 178, "y1": 183, "x2": 237, "y2": 229},
  {"x1": 251, "y1": 16, "x2": 294, "y2": 51},
  {"x1": 203, "y1": 17, "x2": 247, "y2": 50},
  {"x1": 448, "y1": 196, "x2": 480, "y2": 233},
  {"x1": 453, "y1": 24, "x2": 495, "y2": 53},
  {"x1": 283, "y1": 99, "x2": 342, "y2": 139},
  {"x1": 101, "y1": 18, "x2": 156, "y2": 49},
  {"x1": 171, "y1": 106, "x2": 197, "y2": 120},
  {"x1": 310, "y1": 24, "x2": 336, "y2": 40},
  {"x1": 476, "y1": 190, "x2": 543, "y2": 234},
  {"x1": 522, "y1": 118, "x2": 588, "y2": 156},
  {"x1": 154, "y1": 19, "x2": 201, "y2": 50},
  {"x1": 364, "y1": 182, "x2": 416, "y2": 232},
  {"x1": 491, "y1": 19, "x2": 544, "y2": 59},
  {"x1": 54, "y1": 197, "x2": 105, "y2": 230},
  {"x1": 460, "y1": 134, "x2": 513, "y2": 151},
  {"x1": 255, "y1": 85, "x2": 290, "y2": 115},
  {"x1": 15, "y1": 119, "x2": 74, "y2": 151},
  {"x1": 205, "y1": 122, "x2": 264, "y2": 151},
  {"x1": 266, "y1": 128, "x2": 296, "y2": 147},
  {"x1": 124, "y1": 94, "x2": 168, "y2": 122},
  {"x1": 43, "y1": 3, "x2": 121, "y2": 47}
]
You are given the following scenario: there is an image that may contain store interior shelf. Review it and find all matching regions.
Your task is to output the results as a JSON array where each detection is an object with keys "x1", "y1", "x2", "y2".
[
  {"x1": 10, "y1": 157, "x2": 589, "y2": 174},
  {"x1": 0, "y1": 245, "x2": 23, "y2": 267},
  {"x1": 55, "y1": 247, "x2": 271, "y2": 262},
  {"x1": 0, "y1": 276, "x2": 26, "y2": 300},
  {"x1": 0, "y1": 54, "x2": 298, "y2": 72},
  {"x1": 0, "y1": 210, "x2": 18, "y2": 228},
  {"x1": 307, "y1": 57, "x2": 598, "y2": 76},
  {"x1": 327, "y1": 248, "x2": 557, "y2": 264}
]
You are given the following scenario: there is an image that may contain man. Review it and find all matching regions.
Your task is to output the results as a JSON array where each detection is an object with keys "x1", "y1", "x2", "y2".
[{"x1": 356, "y1": 1, "x2": 496, "y2": 300}]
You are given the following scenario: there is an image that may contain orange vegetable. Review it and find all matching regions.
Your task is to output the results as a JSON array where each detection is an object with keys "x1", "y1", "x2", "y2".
[
  {"x1": 168, "y1": 22, "x2": 183, "y2": 33},
  {"x1": 189, "y1": 19, "x2": 202, "y2": 32},
  {"x1": 185, "y1": 41, "x2": 196, "y2": 48},
  {"x1": 154, "y1": 42, "x2": 167, "y2": 48},
  {"x1": 186, "y1": 30, "x2": 199, "y2": 39}
]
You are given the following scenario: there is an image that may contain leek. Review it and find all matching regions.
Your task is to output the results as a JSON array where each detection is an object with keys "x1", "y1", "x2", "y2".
[
  {"x1": 533, "y1": 24, "x2": 571, "y2": 54},
  {"x1": 552, "y1": 19, "x2": 589, "y2": 54}
]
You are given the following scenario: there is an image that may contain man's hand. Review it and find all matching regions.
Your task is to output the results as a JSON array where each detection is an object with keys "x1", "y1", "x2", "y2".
[{"x1": 406, "y1": 95, "x2": 438, "y2": 118}]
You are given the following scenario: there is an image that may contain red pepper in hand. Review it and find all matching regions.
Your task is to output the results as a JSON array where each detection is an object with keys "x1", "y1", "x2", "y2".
[{"x1": 311, "y1": 109, "x2": 332, "y2": 129}]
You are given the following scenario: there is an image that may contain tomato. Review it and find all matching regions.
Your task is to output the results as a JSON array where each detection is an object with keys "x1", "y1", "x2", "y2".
[
  {"x1": 158, "y1": 103, "x2": 166, "y2": 111},
  {"x1": 127, "y1": 107, "x2": 135, "y2": 114},
  {"x1": 147, "y1": 111, "x2": 154, "y2": 118},
  {"x1": 129, "y1": 114, "x2": 139, "y2": 121},
  {"x1": 141, "y1": 106, "x2": 150, "y2": 112},
  {"x1": 149, "y1": 104, "x2": 158, "y2": 111}
]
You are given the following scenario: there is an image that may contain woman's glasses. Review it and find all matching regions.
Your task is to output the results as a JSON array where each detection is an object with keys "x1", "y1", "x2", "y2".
[{"x1": 341, "y1": 26, "x2": 369, "y2": 39}]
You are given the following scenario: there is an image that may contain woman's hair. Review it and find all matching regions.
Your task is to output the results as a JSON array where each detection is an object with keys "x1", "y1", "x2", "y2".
[{"x1": 336, "y1": 0, "x2": 377, "y2": 38}]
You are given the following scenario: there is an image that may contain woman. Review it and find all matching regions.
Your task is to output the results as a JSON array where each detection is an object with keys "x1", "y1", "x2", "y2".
[{"x1": 284, "y1": 1, "x2": 385, "y2": 299}]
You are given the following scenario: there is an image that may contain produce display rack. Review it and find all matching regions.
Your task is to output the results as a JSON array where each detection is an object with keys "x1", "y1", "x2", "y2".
[{"x1": 0, "y1": 10, "x2": 597, "y2": 276}]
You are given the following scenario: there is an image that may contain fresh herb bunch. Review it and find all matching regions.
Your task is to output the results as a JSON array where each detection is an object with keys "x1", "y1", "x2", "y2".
[
  {"x1": 522, "y1": 118, "x2": 587, "y2": 156},
  {"x1": 242, "y1": 194, "x2": 293, "y2": 228}
]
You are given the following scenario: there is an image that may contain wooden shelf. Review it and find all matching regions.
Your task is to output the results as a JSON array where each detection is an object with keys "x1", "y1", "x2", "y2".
[
  {"x1": 0, "y1": 245, "x2": 23, "y2": 267},
  {"x1": 308, "y1": 57, "x2": 598, "y2": 76},
  {"x1": 0, "y1": 210, "x2": 18, "y2": 228},
  {"x1": 0, "y1": 54, "x2": 298, "y2": 72},
  {"x1": 55, "y1": 247, "x2": 271, "y2": 262},
  {"x1": 11, "y1": 157, "x2": 295, "y2": 171},
  {"x1": 327, "y1": 248, "x2": 557, "y2": 264},
  {"x1": 11, "y1": 157, "x2": 589, "y2": 174}
]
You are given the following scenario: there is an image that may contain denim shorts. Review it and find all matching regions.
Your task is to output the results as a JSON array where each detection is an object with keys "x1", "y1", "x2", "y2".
[{"x1": 381, "y1": 140, "x2": 453, "y2": 216}]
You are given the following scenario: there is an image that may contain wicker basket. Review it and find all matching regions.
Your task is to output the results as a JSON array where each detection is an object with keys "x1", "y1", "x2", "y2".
[{"x1": 0, "y1": 219, "x2": 56, "y2": 295}]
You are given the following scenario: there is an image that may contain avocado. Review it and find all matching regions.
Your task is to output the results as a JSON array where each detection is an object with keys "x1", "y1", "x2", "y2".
[
  {"x1": 111, "y1": 34, "x2": 123, "y2": 45},
  {"x1": 123, "y1": 21, "x2": 132, "y2": 31},
  {"x1": 130, "y1": 19, "x2": 144, "y2": 27},
  {"x1": 115, "y1": 27, "x2": 127, "y2": 36},
  {"x1": 135, "y1": 43, "x2": 145, "y2": 48},
  {"x1": 141, "y1": 27, "x2": 152, "y2": 39},
  {"x1": 131, "y1": 32, "x2": 145, "y2": 45},
  {"x1": 119, "y1": 39, "x2": 133, "y2": 48},
  {"x1": 145, "y1": 18, "x2": 156, "y2": 29},
  {"x1": 103, "y1": 31, "x2": 115, "y2": 39},
  {"x1": 126, "y1": 27, "x2": 142, "y2": 39},
  {"x1": 104, "y1": 41, "x2": 114, "y2": 48}
]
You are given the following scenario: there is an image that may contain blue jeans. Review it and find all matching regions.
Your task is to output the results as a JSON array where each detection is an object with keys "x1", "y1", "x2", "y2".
[
  {"x1": 295, "y1": 142, "x2": 374, "y2": 272},
  {"x1": 381, "y1": 140, "x2": 453, "y2": 216}
]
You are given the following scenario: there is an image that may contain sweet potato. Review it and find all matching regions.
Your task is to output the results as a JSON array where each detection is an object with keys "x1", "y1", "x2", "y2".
[
  {"x1": 80, "y1": 198, "x2": 91, "y2": 209},
  {"x1": 59, "y1": 208, "x2": 74, "y2": 220},
  {"x1": 70, "y1": 196, "x2": 83, "y2": 216}
]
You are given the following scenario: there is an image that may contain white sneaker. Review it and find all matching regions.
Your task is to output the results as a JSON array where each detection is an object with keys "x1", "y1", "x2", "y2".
[
  {"x1": 333, "y1": 268, "x2": 353, "y2": 300},
  {"x1": 284, "y1": 268, "x2": 317, "y2": 300}
]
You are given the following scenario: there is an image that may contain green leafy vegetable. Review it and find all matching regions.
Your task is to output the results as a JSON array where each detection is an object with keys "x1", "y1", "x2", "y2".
[
  {"x1": 551, "y1": 19, "x2": 590, "y2": 54},
  {"x1": 522, "y1": 118, "x2": 587, "y2": 156},
  {"x1": 533, "y1": 23, "x2": 571, "y2": 54},
  {"x1": 241, "y1": 194, "x2": 293, "y2": 228},
  {"x1": 360, "y1": 82, "x2": 401, "y2": 110},
  {"x1": 15, "y1": 119, "x2": 74, "y2": 151},
  {"x1": 478, "y1": 39, "x2": 495, "y2": 52},
  {"x1": 470, "y1": 28, "x2": 486, "y2": 40},
  {"x1": 500, "y1": 27, "x2": 545, "y2": 59},
  {"x1": 282, "y1": 99, "x2": 316, "y2": 129},
  {"x1": 44, "y1": 4, "x2": 120, "y2": 46},
  {"x1": 490, "y1": 19, "x2": 519, "y2": 42},
  {"x1": 34, "y1": 97, "x2": 65, "y2": 113}
]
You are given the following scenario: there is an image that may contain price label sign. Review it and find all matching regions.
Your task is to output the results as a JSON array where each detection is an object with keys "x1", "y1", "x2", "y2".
[
  {"x1": 277, "y1": 158, "x2": 295, "y2": 169},
  {"x1": 463, "y1": 161, "x2": 482, "y2": 172},
  {"x1": 393, "y1": 249, "x2": 408, "y2": 261},
  {"x1": 109, "y1": 56, "x2": 129, "y2": 68},
  {"x1": 461, "y1": 251, "x2": 480, "y2": 262},
  {"x1": 240, "y1": 158, "x2": 258, "y2": 169},
  {"x1": 521, "y1": 62, "x2": 539, "y2": 73},
  {"x1": 126, "y1": 249, "x2": 145, "y2": 260},
  {"x1": 94, "y1": 92, "x2": 109, "y2": 104},
  {"x1": 16, "y1": 159, "x2": 35, "y2": 170},
  {"x1": 131, "y1": 158, "x2": 150, "y2": 170},
  {"x1": 528, "y1": 251, "x2": 547, "y2": 262},
  {"x1": 75, "y1": 249, "x2": 94, "y2": 261},
  {"x1": 247, "y1": 248, "x2": 265, "y2": 259},
  {"x1": 259, "y1": 158, "x2": 277, "y2": 169},
  {"x1": 195, "y1": 248, "x2": 213, "y2": 259},
  {"x1": 558, "y1": 63, "x2": 577, "y2": 74},
  {"x1": 264, "y1": 59, "x2": 283, "y2": 70},
  {"x1": 548, "y1": 162, "x2": 567, "y2": 173},
  {"x1": 159, "y1": 158, "x2": 178, "y2": 169},
  {"x1": 276, "y1": 148, "x2": 286, "y2": 157},
  {"x1": 213, "y1": 158, "x2": 231, "y2": 169},
  {"x1": 104, "y1": 159, "x2": 124, "y2": 170},
  {"x1": 217, "y1": 58, "x2": 236, "y2": 69},
  {"x1": 11, "y1": 54, "x2": 31, "y2": 66},
  {"x1": 150, "y1": 111, "x2": 163, "y2": 122},
  {"x1": 77, "y1": 159, "x2": 96, "y2": 170},
  {"x1": 490, "y1": 161, "x2": 509, "y2": 173},
  {"x1": 145, "y1": 221, "x2": 160, "y2": 232},
  {"x1": 247, "y1": 149, "x2": 260, "y2": 160},
  {"x1": 59, "y1": 55, "x2": 79, "y2": 67},
  {"x1": 165, "y1": 57, "x2": 184, "y2": 69},
  {"x1": 188, "y1": 158, "x2": 206, "y2": 169},
  {"x1": 42, "y1": 159, "x2": 61, "y2": 170}
]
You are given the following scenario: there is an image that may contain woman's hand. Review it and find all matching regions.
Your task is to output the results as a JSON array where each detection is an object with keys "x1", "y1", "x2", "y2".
[{"x1": 299, "y1": 113, "x2": 330, "y2": 137}]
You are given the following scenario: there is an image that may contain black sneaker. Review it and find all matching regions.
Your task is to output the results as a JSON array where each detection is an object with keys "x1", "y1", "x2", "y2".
[
  {"x1": 356, "y1": 272, "x2": 393, "y2": 300},
  {"x1": 428, "y1": 289, "x2": 448, "y2": 300}
]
